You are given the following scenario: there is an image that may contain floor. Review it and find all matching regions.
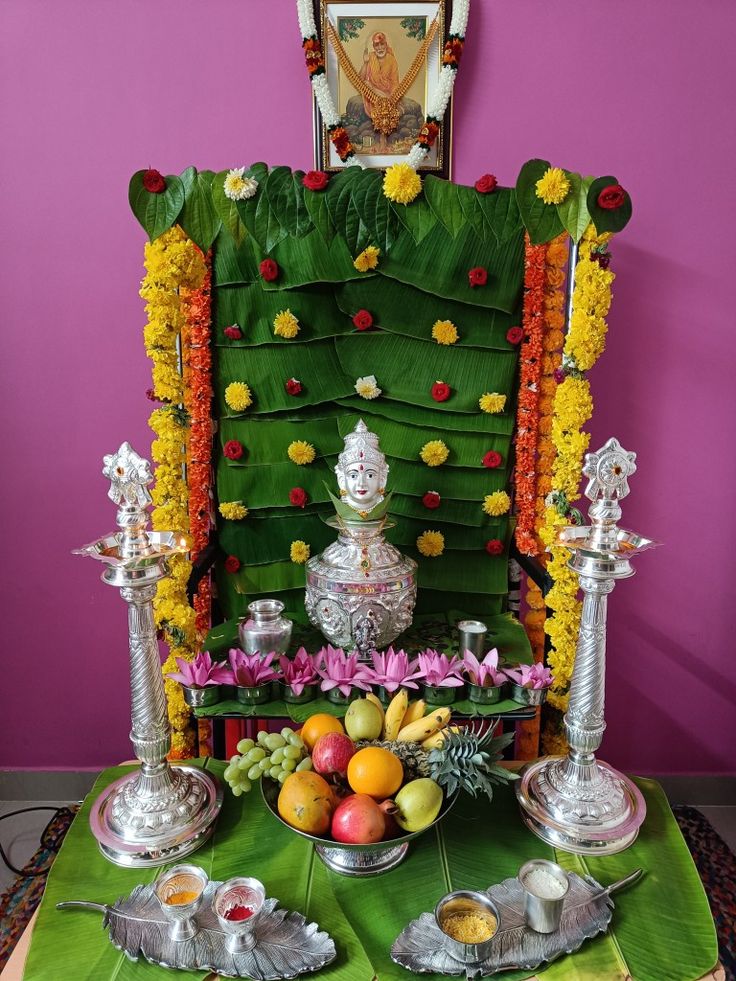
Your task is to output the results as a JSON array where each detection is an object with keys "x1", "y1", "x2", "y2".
[{"x1": 2, "y1": 798, "x2": 735, "y2": 896}]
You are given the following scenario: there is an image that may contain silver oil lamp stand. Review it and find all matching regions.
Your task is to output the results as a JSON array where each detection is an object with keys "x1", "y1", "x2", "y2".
[
  {"x1": 516, "y1": 438, "x2": 659, "y2": 854},
  {"x1": 74, "y1": 443, "x2": 222, "y2": 867}
]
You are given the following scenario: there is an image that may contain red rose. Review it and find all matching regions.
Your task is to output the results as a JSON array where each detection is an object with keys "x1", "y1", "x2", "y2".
[
  {"x1": 331, "y1": 127, "x2": 352, "y2": 159},
  {"x1": 352, "y1": 309, "x2": 374, "y2": 331},
  {"x1": 485, "y1": 539, "x2": 504, "y2": 556},
  {"x1": 223, "y1": 325, "x2": 242, "y2": 340},
  {"x1": 482, "y1": 450, "x2": 503, "y2": 469},
  {"x1": 223, "y1": 440, "x2": 244, "y2": 460},
  {"x1": 474, "y1": 174, "x2": 498, "y2": 194},
  {"x1": 597, "y1": 184, "x2": 627, "y2": 210},
  {"x1": 142, "y1": 169, "x2": 166, "y2": 193},
  {"x1": 422, "y1": 491, "x2": 441, "y2": 510},
  {"x1": 289, "y1": 487, "x2": 309, "y2": 508},
  {"x1": 285, "y1": 377, "x2": 303, "y2": 396},
  {"x1": 506, "y1": 326, "x2": 524, "y2": 345},
  {"x1": 259, "y1": 258, "x2": 279, "y2": 282},
  {"x1": 303, "y1": 170, "x2": 329, "y2": 191},
  {"x1": 224, "y1": 555, "x2": 241, "y2": 574},
  {"x1": 431, "y1": 381, "x2": 451, "y2": 402},
  {"x1": 468, "y1": 266, "x2": 487, "y2": 288}
]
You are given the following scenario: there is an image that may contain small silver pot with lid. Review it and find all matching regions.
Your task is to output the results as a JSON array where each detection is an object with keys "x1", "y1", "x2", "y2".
[{"x1": 238, "y1": 599, "x2": 292, "y2": 655}]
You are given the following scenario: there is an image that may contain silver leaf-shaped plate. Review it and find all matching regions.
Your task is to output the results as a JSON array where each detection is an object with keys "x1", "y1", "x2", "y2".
[
  {"x1": 58, "y1": 882, "x2": 336, "y2": 979},
  {"x1": 392, "y1": 872, "x2": 617, "y2": 978}
]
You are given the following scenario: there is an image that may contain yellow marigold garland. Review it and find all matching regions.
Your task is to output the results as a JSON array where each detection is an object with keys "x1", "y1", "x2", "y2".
[
  {"x1": 140, "y1": 227, "x2": 211, "y2": 759},
  {"x1": 538, "y1": 224, "x2": 615, "y2": 716}
]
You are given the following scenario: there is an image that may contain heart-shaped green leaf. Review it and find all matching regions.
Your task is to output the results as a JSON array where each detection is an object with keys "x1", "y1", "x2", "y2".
[
  {"x1": 391, "y1": 195, "x2": 436, "y2": 244},
  {"x1": 325, "y1": 167, "x2": 369, "y2": 255},
  {"x1": 351, "y1": 168, "x2": 400, "y2": 253},
  {"x1": 128, "y1": 170, "x2": 185, "y2": 241},
  {"x1": 556, "y1": 172, "x2": 594, "y2": 244},
  {"x1": 424, "y1": 175, "x2": 465, "y2": 238},
  {"x1": 211, "y1": 169, "x2": 248, "y2": 247},
  {"x1": 232, "y1": 162, "x2": 271, "y2": 249},
  {"x1": 178, "y1": 168, "x2": 221, "y2": 252},
  {"x1": 587, "y1": 175, "x2": 633, "y2": 234},
  {"x1": 303, "y1": 180, "x2": 336, "y2": 244},
  {"x1": 515, "y1": 159, "x2": 565, "y2": 245}
]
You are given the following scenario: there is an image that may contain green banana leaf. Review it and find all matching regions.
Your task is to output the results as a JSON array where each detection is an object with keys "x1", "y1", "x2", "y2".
[
  {"x1": 27, "y1": 765, "x2": 716, "y2": 981},
  {"x1": 219, "y1": 415, "x2": 345, "y2": 466},
  {"x1": 335, "y1": 395, "x2": 515, "y2": 437},
  {"x1": 333, "y1": 276, "x2": 520, "y2": 350},
  {"x1": 261, "y1": 227, "x2": 369, "y2": 289},
  {"x1": 212, "y1": 229, "x2": 259, "y2": 285},
  {"x1": 389, "y1": 493, "x2": 512, "y2": 528},
  {"x1": 387, "y1": 515, "x2": 510, "y2": 554},
  {"x1": 218, "y1": 511, "x2": 338, "y2": 566}
]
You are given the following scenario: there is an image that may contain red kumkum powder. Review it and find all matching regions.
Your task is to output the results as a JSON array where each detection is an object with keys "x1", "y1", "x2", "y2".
[{"x1": 224, "y1": 903, "x2": 255, "y2": 921}]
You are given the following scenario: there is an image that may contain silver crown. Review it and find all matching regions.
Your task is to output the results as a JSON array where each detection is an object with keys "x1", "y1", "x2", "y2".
[{"x1": 336, "y1": 420, "x2": 388, "y2": 474}]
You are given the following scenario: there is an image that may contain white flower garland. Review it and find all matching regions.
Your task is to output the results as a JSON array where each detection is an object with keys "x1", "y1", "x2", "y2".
[{"x1": 296, "y1": 0, "x2": 470, "y2": 173}]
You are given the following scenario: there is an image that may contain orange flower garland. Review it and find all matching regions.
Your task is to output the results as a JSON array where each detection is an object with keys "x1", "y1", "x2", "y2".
[{"x1": 514, "y1": 237, "x2": 546, "y2": 556}]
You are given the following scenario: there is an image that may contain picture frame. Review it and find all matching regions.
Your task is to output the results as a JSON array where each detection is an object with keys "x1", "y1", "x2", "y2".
[{"x1": 313, "y1": 0, "x2": 453, "y2": 177}]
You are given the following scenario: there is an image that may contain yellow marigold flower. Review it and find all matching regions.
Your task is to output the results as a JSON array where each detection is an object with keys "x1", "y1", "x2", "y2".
[
  {"x1": 288, "y1": 440, "x2": 316, "y2": 465},
  {"x1": 420, "y1": 440, "x2": 449, "y2": 467},
  {"x1": 535, "y1": 167, "x2": 571, "y2": 205},
  {"x1": 479, "y1": 392, "x2": 507, "y2": 414},
  {"x1": 273, "y1": 309, "x2": 300, "y2": 339},
  {"x1": 290, "y1": 540, "x2": 311, "y2": 564},
  {"x1": 432, "y1": 319, "x2": 459, "y2": 345},
  {"x1": 482, "y1": 491, "x2": 511, "y2": 516},
  {"x1": 383, "y1": 162, "x2": 422, "y2": 204},
  {"x1": 224, "y1": 381, "x2": 253, "y2": 412},
  {"x1": 219, "y1": 501, "x2": 248, "y2": 520},
  {"x1": 416, "y1": 530, "x2": 444, "y2": 557},
  {"x1": 353, "y1": 245, "x2": 380, "y2": 272}
]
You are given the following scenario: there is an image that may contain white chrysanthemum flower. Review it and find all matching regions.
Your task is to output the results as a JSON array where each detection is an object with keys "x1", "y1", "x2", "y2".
[
  {"x1": 355, "y1": 375, "x2": 382, "y2": 400},
  {"x1": 224, "y1": 168, "x2": 258, "y2": 202}
]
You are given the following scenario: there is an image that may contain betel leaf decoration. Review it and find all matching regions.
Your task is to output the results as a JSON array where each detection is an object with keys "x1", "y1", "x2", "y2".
[
  {"x1": 232, "y1": 162, "x2": 277, "y2": 251},
  {"x1": 212, "y1": 169, "x2": 248, "y2": 247},
  {"x1": 324, "y1": 484, "x2": 394, "y2": 522},
  {"x1": 390, "y1": 194, "x2": 436, "y2": 245},
  {"x1": 266, "y1": 168, "x2": 313, "y2": 239},
  {"x1": 473, "y1": 185, "x2": 524, "y2": 245},
  {"x1": 556, "y1": 171, "x2": 594, "y2": 244},
  {"x1": 178, "y1": 168, "x2": 222, "y2": 252},
  {"x1": 515, "y1": 158, "x2": 565, "y2": 245},
  {"x1": 325, "y1": 166, "x2": 371, "y2": 256},
  {"x1": 303, "y1": 178, "x2": 336, "y2": 244},
  {"x1": 351, "y1": 168, "x2": 401, "y2": 253},
  {"x1": 423, "y1": 175, "x2": 466, "y2": 239},
  {"x1": 128, "y1": 170, "x2": 185, "y2": 242},
  {"x1": 587, "y1": 175, "x2": 633, "y2": 234}
]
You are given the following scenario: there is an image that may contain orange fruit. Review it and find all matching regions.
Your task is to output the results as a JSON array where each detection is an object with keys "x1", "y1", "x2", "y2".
[
  {"x1": 277, "y1": 771, "x2": 335, "y2": 835},
  {"x1": 301, "y1": 713, "x2": 344, "y2": 751},
  {"x1": 347, "y1": 747, "x2": 403, "y2": 800}
]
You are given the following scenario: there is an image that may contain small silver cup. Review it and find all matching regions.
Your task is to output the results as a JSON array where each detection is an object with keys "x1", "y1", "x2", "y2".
[
  {"x1": 213, "y1": 877, "x2": 266, "y2": 953},
  {"x1": 155, "y1": 864, "x2": 208, "y2": 941},
  {"x1": 458, "y1": 620, "x2": 487, "y2": 659},
  {"x1": 519, "y1": 859, "x2": 569, "y2": 933},
  {"x1": 435, "y1": 890, "x2": 499, "y2": 964}
]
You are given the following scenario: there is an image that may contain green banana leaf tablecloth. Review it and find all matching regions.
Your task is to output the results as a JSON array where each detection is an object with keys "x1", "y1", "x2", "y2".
[{"x1": 23, "y1": 760, "x2": 718, "y2": 981}]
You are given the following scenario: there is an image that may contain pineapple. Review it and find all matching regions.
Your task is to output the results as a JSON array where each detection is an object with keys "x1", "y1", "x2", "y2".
[{"x1": 427, "y1": 728, "x2": 517, "y2": 803}]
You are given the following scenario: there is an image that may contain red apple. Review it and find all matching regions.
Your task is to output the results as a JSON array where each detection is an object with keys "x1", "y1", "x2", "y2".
[
  {"x1": 379, "y1": 799, "x2": 401, "y2": 839},
  {"x1": 312, "y1": 732, "x2": 356, "y2": 778},
  {"x1": 331, "y1": 794, "x2": 386, "y2": 844}
]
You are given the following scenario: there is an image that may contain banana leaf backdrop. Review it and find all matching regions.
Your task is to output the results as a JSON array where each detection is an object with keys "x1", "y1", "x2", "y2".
[{"x1": 210, "y1": 165, "x2": 527, "y2": 625}]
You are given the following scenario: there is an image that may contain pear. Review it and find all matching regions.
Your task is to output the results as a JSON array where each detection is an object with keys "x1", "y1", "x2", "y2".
[
  {"x1": 394, "y1": 778, "x2": 443, "y2": 833},
  {"x1": 344, "y1": 698, "x2": 383, "y2": 741}
]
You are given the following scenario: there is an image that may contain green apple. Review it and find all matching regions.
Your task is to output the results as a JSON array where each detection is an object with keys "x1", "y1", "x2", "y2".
[
  {"x1": 344, "y1": 698, "x2": 383, "y2": 741},
  {"x1": 394, "y1": 778, "x2": 443, "y2": 832}
]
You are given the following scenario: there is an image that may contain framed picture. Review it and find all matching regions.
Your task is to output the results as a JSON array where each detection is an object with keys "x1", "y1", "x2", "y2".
[{"x1": 313, "y1": 0, "x2": 452, "y2": 177}]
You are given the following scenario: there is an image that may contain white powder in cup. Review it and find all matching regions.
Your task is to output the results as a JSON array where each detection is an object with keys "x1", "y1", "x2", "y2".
[{"x1": 522, "y1": 867, "x2": 568, "y2": 899}]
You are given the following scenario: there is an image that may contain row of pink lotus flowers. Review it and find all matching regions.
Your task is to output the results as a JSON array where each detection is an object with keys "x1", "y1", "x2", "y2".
[{"x1": 168, "y1": 647, "x2": 553, "y2": 698}]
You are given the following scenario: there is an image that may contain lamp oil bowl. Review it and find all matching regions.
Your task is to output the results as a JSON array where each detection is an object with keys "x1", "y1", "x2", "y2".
[
  {"x1": 155, "y1": 864, "x2": 208, "y2": 942},
  {"x1": 213, "y1": 877, "x2": 266, "y2": 953},
  {"x1": 435, "y1": 890, "x2": 499, "y2": 964},
  {"x1": 305, "y1": 421, "x2": 416, "y2": 657}
]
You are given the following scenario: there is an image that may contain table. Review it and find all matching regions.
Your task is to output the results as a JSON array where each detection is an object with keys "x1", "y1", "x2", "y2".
[{"x1": 5, "y1": 761, "x2": 720, "y2": 981}]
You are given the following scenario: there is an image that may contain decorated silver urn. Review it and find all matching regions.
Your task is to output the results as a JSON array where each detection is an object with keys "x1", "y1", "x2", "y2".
[{"x1": 305, "y1": 420, "x2": 417, "y2": 655}]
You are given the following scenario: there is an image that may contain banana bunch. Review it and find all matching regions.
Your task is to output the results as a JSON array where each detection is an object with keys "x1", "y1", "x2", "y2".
[{"x1": 367, "y1": 690, "x2": 454, "y2": 749}]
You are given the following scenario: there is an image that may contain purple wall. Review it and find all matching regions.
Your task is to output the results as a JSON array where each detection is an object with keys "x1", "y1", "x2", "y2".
[{"x1": 2, "y1": 1, "x2": 734, "y2": 773}]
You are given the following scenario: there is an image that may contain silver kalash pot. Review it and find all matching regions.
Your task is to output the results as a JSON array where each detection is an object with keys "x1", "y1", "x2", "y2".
[{"x1": 304, "y1": 421, "x2": 416, "y2": 656}]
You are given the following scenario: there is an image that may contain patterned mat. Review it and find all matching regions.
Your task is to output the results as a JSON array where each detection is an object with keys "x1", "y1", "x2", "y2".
[
  {"x1": 0, "y1": 806, "x2": 78, "y2": 972},
  {"x1": 673, "y1": 805, "x2": 735, "y2": 981},
  {"x1": 0, "y1": 804, "x2": 732, "y2": 977}
]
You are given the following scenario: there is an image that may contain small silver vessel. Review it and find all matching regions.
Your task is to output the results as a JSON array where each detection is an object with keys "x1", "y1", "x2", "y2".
[{"x1": 238, "y1": 599, "x2": 292, "y2": 655}]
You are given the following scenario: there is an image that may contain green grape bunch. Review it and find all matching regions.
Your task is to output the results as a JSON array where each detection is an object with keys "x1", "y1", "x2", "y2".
[{"x1": 223, "y1": 727, "x2": 312, "y2": 796}]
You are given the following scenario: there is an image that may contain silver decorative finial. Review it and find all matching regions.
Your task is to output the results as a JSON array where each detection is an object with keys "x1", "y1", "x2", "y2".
[
  {"x1": 102, "y1": 441, "x2": 154, "y2": 508},
  {"x1": 583, "y1": 437, "x2": 637, "y2": 502}
]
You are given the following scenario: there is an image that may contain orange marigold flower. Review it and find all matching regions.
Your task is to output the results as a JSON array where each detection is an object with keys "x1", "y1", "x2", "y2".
[
  {"x1": 546, "y1": 309, "x2": 565, "y2": 330},
  {"x1": 543, "y1": 329, "x2": 565, "y2": 352},
  {"x1": 546, "y1": 267, "x2": 566, "y2": 289},
  {"x1": 525, "y1": 266, "x2": 546, "y2": 291},
  {"x1": 546, "y1": 240, "x2": 569, "y2": 268}
]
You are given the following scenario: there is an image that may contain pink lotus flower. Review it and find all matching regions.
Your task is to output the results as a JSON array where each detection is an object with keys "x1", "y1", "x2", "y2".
[
  {"x1": 228, "y1": 648, "x2": 280, "y2": 687},
  {"x1": 167, "y1": 651, "x2": 233, "y2": 688},
  {"x1": 366, "y1": 647, "x2": 422, "y2": 692},
  {"x1": 504, "y1": 663, "x2": 554, "y2": 690},
  {"x1": 279, "y1": 647, "x2": 318, "y2": 696},
  {"x1": 415, "y1": 649, "x2": 465, "y2": 688},
  {"x1": 316, "y1": 645, "x2": 372, "y2": 697},
  {"x1": 462, "y1": 648, "x2": 505, "y2": 687}
]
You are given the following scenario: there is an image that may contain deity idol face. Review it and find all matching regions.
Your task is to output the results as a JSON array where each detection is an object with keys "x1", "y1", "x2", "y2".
[
  {"x1": 344, "y1": 462, "x2": 382, "y2": 511},
  {"x1": 335, "y1": 420, "x2": 389, "y2": 515},
  {"x1": 373, "y1": 34, "x2": 388, "y2": 58}
]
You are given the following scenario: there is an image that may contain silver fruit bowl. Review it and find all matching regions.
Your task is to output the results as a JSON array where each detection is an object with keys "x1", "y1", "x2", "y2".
[{"x1": 261, "y1": 779, "x2": 457, "y2": 877}]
